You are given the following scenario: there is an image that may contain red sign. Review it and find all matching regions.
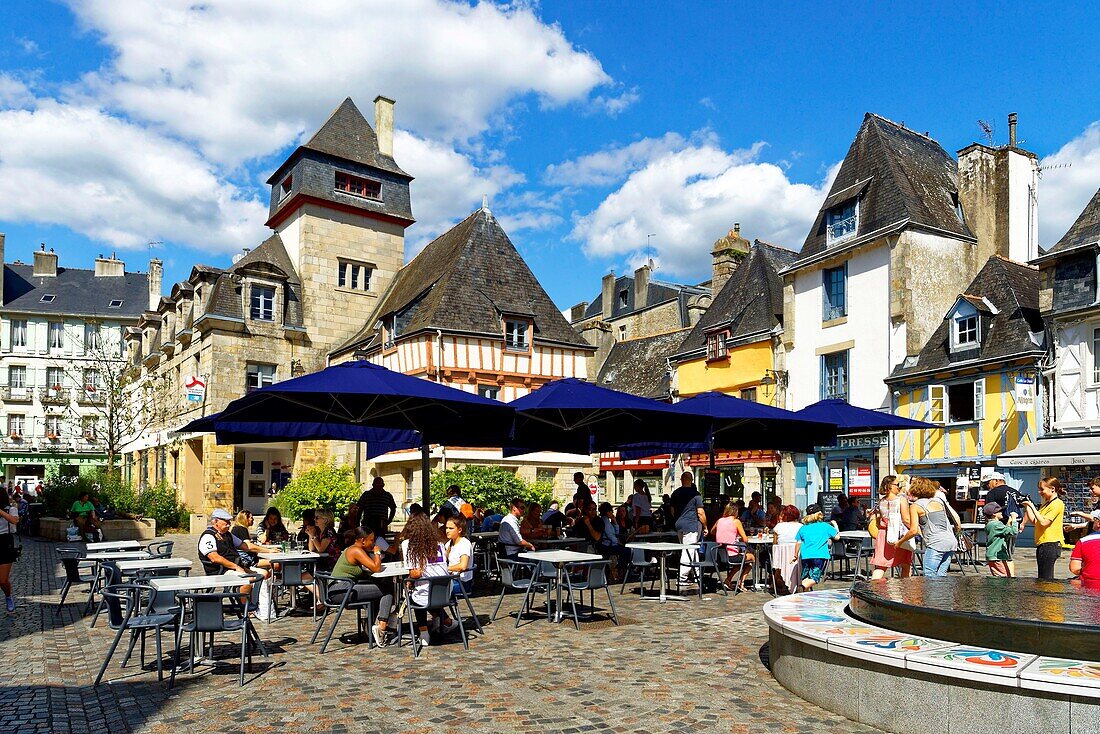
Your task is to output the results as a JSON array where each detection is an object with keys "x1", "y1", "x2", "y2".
[
  {"x1": 849, "y1": 465, "x2": 873, "y2": 497},
  {"x1": 686, "y1": 450, "x2": 778, "y2": 467}
]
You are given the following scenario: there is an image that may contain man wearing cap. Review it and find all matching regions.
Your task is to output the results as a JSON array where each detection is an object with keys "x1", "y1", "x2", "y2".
[
  {"x1": 198, "y1": 508, "x2": 274, "y2": 578},
  {"x1": 982, "y1": 472, "x2": 1019, "y2": 576},
  {"x1": 1069, "y1": 510, "x2": 1100, "y2": 590}
]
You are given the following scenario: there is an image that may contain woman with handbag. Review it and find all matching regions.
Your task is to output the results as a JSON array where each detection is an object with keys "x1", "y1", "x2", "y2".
[
  {"x1": 870, "y1": 475, "x2": 914, "y2": 580},
  {"x1": 0, "y1": 485, "x2": 21, "y2": 612}
]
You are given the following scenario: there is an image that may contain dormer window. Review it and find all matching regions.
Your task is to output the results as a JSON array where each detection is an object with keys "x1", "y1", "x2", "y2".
[
  {"x1": 383, "y1": 315, "x2": 397, "y2": 349},
  {"x1": 280, "y1": 175, "x2": 292, "y2": 201},
  {"x1": 706, "y1": 330, "x2": 729, "y2": 360},
  {"x1": 618, "y1": 289, "x2": 629, "y2": 308},
  {"x1": 250, "y1": 284, "x2": 275, "y2": 322},
  {"x1": 504, "y1": 319, "x2": 530, "y2": 352},
  {"x1": 952, "y1": 193, "x2": 965, "y2": 224},
  {"x1": 955, "y1": 314, "x2": 979, "y2": 348},
  {"x1": 335, "y1": 171, "x2": 382, "y2": 201},
  {"x1": 826, "y1": 201, "x2": 858, "y2": 245}
]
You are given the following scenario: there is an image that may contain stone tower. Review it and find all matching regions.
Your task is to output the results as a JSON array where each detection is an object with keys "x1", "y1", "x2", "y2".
[
  {"x1": 711, "y1": 223, "x2": 751, "y2": 293},
  {"x1": 264, "y1": 96, "x2": 414, "y2": 367}
]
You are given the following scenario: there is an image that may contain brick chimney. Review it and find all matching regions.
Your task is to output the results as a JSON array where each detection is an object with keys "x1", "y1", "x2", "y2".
[
  {"x1": 633, "y1": 262, "x2": 651, "y2": 310},
  {"x1": 600, "y1": 271, "x2": 616, "y2": 320},
  {"x1": 148, "y1": 258, "x2": 163, "y2": 311},
  {"x1": 569, "y1": 301, "x2": 589, "y2": 322},
  {"x1": 94, "y1": 253, "x2": 126, "y2": 277},
  {"x1": 33, "y1": 244, "x2": 58, "y2": 277},
  {"x1": 957, "y1": 113, "x2": 1039, "y2": 263},
  {"x1": 711, "y1": 224, "x2": 750, "y2": 294},
  {"x1": 374, "y1": 95, "x2": 395, "y2": 158}
]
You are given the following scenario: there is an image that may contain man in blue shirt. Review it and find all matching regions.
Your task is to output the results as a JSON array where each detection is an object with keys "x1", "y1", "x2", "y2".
[{"x1": 671, "y1": 471, "x2": 707, "y2": 585}]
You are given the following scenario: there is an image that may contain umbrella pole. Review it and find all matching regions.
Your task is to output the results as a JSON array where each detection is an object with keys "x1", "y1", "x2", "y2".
[{"x1": 421, "y1": 443, "x2": 431, "y2": 510}]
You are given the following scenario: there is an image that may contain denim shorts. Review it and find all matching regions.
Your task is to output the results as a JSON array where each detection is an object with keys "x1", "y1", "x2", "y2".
[{"x1": 800, "y1": 558, "x2": 828, "y2": 583}]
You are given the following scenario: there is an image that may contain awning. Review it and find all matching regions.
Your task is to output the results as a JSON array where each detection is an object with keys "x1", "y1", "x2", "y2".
[{"x1": 996, "y1": 435, "x2": 1100, "y2": 468}]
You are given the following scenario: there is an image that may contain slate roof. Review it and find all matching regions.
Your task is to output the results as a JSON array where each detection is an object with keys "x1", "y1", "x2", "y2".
[
  {"x1": 676, "y1": 241, "x2": 797, "y2": 356},
  {"x1": 595, "y1": 329, "x2": 688, "y2": 399},
  {"x1": 3, "y1": 263, "x2": 149, "y2": 318},
  {"x1": 792, "y1": 113, "x2": 973, "y2": 269},
  {"x1": 335, "y1": 207, "x2": 593, "y2": 355},
  {"x1": 887, "y1": 255, "x2": 1044, "y2": 381},
  {"x1": 579, "y1": 275, "x2": 708, "y2": 326},
  {"x1": 1040, "y1": 187, "x2": 1100, "y2": 259},
  {"x1": 293, "y1": 97, "x2": 406, "y2": 178},
  {"x1": 200, "y1": 233, "x2": 304, "y2": 328}
]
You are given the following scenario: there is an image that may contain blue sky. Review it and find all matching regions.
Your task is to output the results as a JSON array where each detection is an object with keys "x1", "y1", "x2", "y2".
[{"x1": 0, "y1": 1, "x2": 1097, "y2": 312}]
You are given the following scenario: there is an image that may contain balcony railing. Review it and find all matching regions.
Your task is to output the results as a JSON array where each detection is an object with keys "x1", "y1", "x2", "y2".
[
  {"x1": 0, "y1": 385, "x2": 33, "y2": 402},
  {"x1": 827, "y1": 215, "x2": 857, "y2": 243},
  {"x1": 39, "y1": 387, "x2": 71, "y2": 405},
  {"x1": 77, "y1": 389, "x2": 107, "y2": 406}
]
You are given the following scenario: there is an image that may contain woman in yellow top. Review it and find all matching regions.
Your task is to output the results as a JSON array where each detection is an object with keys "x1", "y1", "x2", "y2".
[{"x1": 1021, "y1": 476, "x2": 1065, "y2": 581}]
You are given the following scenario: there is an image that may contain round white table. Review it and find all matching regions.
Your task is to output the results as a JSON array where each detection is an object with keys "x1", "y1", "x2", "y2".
[
  {"x1": 624, "y1": 542, "x2": 691, "y2": 602},
  {"x1": 519, "y1": 549, "x2": 603, "y2": 621}
]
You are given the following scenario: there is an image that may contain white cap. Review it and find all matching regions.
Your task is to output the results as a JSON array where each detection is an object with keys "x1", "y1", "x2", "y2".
[{"x1": 985, "y1": 471, "x2": 1007, "y2": 482}]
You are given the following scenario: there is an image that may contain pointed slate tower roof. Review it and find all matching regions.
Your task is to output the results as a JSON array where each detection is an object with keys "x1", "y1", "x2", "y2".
[
  {"x1": 792, "y1": 114, "x2": 973, "y2": 268},
  {"x1": 300, "y1": 97, "x2": 407, "y2": 177},
  {"x1": 676, "y1": 240, "x2": 797, "y2": 356},
  {"x1": 1040, "y1": 187, "x2": 1100, "y2": 259},
  {"x1": 334, "y1": 206, "x2": 593, "y2": 356}
]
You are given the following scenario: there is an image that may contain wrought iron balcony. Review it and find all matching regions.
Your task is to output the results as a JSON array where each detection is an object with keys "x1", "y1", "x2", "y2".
[
  {"x1": 39, "y1": 387, "x2": 71, "y2": 405},
  {"x1": 0, "y1": 386, "x2": 32, "y2": 402}
]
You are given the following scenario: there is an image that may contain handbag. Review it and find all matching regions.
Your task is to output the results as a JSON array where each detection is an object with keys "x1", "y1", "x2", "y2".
[{"x1": 867, "y1": 511, "x2": 880, "y2": 540}]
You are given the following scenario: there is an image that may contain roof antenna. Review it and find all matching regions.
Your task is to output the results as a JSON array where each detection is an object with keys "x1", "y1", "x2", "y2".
[{"x1": 977, "y1": 119, "x2": 994, "y2": 147}]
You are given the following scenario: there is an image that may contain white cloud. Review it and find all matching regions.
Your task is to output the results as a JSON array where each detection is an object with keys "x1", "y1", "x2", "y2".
[
  {"x1": 0, "y1": 74, "x2": 34, "y2": 107},
  {"x1": 66, "y1": 0, "x2": 612, "y2": 166},
  {"x1": 394, "y1": 130, "x2": 525, "y2": 254},
  {"x1": 0, "y1": 102, "x2": 267, "y2": 253},
  {"x1": 569, "y1": 136, "x2": 837, "y2": 277},
  {"x1": 1039, "y1": 121, "x2": 1100, "y2": 248},
  {"x1": 544, "y1": 133, "x2": 690, "y2": 187}
]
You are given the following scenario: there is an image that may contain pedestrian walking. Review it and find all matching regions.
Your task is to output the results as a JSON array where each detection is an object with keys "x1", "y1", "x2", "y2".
[
  {"x1": 0, "y1": 485, "x2": 22, "y2": 612},
  {"x1": 870, "y1": 475, "x2": 914, "y2": 580}
]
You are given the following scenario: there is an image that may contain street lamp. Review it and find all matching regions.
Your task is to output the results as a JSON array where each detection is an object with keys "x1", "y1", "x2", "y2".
[{"x1": 760, "y1": 368, "x2": 789, "y2": 399}]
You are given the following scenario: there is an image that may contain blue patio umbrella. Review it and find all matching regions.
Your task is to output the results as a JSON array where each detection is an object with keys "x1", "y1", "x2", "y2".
[
  {"x1": 617, "y1": 391, "x2": 838, "y2": 459},
  {"x1": 793, "y1": 398, "x2": 935, "y2": 433},
  {"x1": 177, "y1": 360, "x2": 516, "y2": 507},
  {"x1": 505, "y1": 378, "x2": 707, "y2": 456}
]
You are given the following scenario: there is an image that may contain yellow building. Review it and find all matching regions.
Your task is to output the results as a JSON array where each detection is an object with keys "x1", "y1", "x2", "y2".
[
  {"x1": 670, "y1": 240, "x2": 798, "y2": 501},
  {"x1": 887, "y1": 256, "x2": 1045, "y2": 503}
]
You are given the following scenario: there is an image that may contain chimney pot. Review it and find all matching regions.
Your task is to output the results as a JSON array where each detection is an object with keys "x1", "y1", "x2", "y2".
[
  {"x1": 733, "y1": 223, "x2": 740, "y2": 235},
  {"x1": 1008, "y1": 112, "x2": 1018, "y2": 147},
  {"x1": 33, "y1": 246, "x2": 59, "y2": 277},
  {"x1": 374, "y1": 95, "x2": 395, "y2": 158}
]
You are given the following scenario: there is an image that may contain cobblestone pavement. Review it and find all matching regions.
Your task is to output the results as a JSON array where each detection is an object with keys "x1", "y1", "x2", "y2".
[{"x1": 0, "y1": 534, "x2": 1057, "y2": 734}]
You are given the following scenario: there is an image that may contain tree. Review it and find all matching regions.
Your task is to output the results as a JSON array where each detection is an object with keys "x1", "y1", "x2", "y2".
[
  {"x1": 429, "y1": 464, "x2": 554, "y2": 514},
  {"x1": 274, "y1": 462, "x2": 362, "y2": 520},
  {"x1": 54, "y1": 318, "x2": 174, "y2": 474}
]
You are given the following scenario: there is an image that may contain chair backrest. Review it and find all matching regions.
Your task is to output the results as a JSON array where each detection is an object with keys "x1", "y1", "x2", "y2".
[
  {"x1": 147, "y1": 540, "x2": 174, "y2": 558},
  {"x1": 178, "y1": 592, "x2": 236, "y2": 632},
  {"x1": 413, "y1": 575, "x2": 454, "y2": 610},
  {"x1": 629, "y1": 547, "x2": 649, "y2": 566},
  {"x1": 697, "y1": 541, "x2": 719, "y2": 568},
  {"x1": 496, "y1": 558, "x2": 526, "y2": 588},
  {"x1": 58, "y1": 547, "x2": 86, "y2": 581},
  {"x1": 136, "y1": 580, "x2": 180, "y2": 616},
  {"x1": 314, "y1": 572, "x2": 353, "y2": 607},
  {"x1": 581, "y1": 560, "x2": 611, "y2": 589},
  {"x1": 280, "y1": 562, "x2": 306, "y2": 586},
  {"x1": 102, "y1": 562, "x2": 122, "y2": 588},
  {"x1": 536, "y1": 561, "x2": 557, "y2": 581},
  {"x1": 830, "y1": 538, "x2": 847, "y2": 559},
  {"x1": 101, "y1": 584, "x2": 143, "y2": 631},
  {"x1": 711, "y1": 544, "x2": 731, "y2": 571}
]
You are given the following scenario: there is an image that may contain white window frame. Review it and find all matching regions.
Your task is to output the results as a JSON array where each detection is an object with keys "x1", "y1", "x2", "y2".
[
  {"x1": 826, "y1": 200, "x2": 858, "y2": 245},
  {"x1": 706, "y1": 330, "x2": 729, "y2": 360},
  {"x1": 933, "y1": 379, "x2": 985, "y2": 425},
  {"x1": 10, "y1": 320, "x2": 27, "y2": 349},
  {"x1": 8, "y1": 366, "x2": 26, "y2": 389},
  {"x1": 84, "y1": 322, "x2": 101, "y2": 351},
  {"x1": 46, "y1": 367, "x2": 65, "y2": 390},
  {"x1": 249, "y1": 284, "x2": 276, "y2": 322},
  {"x1": 48, "y1": 321, "x2": 65, "y2": 350},
  {"x1": 44, "y1": 415, "x2": 62, "y2": 438},
  {"x1": 245, "y1": 363, "x2": 276, "y2": 393},
  {"x1": 1092, "y1": 326, "x2": 1100, "y2": 385},
  {"x1": 7, "y1": 414, "x2": 25, "y2": 437},
  {"x1": 953, "y1": 314, "x2": 979, "y2": 350},
  {"x1": 929, "y1": 384, "x2": 945, "y2": 424},
  {"x1": 383, "y1": 315, "x2": 397, "y2": 349},
  {"x1": 503, "y1": 319, "x2": 530, "y2": 352}
]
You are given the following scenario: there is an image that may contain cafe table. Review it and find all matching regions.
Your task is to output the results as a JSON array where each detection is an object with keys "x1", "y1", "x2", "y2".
[
  {"x1": 85, "y1": 540, "x2": 142, "y2": 551},
  {"x1": 147, "y1": 572, "x2": 251, "y2": 593},
  {"x1": 263, "y1": 551, "x2": 321, "y2": 618},
  {"x1": 518, "y1": 549, "x2": 602, "y2": 622},
  {"x1": 624, "y1": 542, "x2": 691, "y2": 603},
  {"x1": 87, "y1": 550, "x2": 151, "y2": 561},
  {"x1": 742, "y1": 534, "x2": 776, "y2": 590},
  {"x1": 837, "y1": 530, "x2": 872, "y2": 580},
  {"x1": 116, "y1": 557, "x2": 192, "y2": 577}
]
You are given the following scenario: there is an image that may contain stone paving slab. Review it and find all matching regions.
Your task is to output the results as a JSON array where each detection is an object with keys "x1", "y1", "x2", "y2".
[{"x1": 0, "y1": 533, "x2": 1055, "y2": 733}]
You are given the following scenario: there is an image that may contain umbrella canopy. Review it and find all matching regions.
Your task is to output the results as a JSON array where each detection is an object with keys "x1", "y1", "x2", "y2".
[
  {"x1": 793, "y1": 398, "x2": 935, "y2": 433},
  {"x1": 506, "y1": 378, "x2": 705, "y2": 456},
  {"x1": 176, "y1": 360, "x2": 516, "y2": 507},
  {"x1": 617, "y1": 391, "x2": 838, "y2": 458}
]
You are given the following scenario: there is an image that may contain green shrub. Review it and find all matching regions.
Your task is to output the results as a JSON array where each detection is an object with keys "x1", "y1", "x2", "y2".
[
  {"x1": 429, "y1": 464, "x2": 554, "y2": 514},
  {"x1": 41, "y1": 469, "x2": 189, "y2": 535},
  {"x1": 273, "y1": 462, "x2": 361, "y2": 521}
]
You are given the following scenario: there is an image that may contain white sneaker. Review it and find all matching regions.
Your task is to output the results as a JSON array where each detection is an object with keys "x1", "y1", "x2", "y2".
[
  {"x1": 418, "y1": 630, "x2": 431, "y2": 648},
  {"x1": 372, "y1": 622, "x2": 387, "y2": 647},
  {"x1": 440, "y1": 617, "x2": 460, "y2": 634}
]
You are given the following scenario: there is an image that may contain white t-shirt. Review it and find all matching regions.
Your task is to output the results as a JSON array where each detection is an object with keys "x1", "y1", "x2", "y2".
[
  {"x1": 774, "y1": 521, "x2": 802, "y2": 544},
  {"x1": 0, "y1": 504, "x2": 16, "y2": 534},
  {"x1": 446, "y1": 537, "x2": 474, "y2": 582},
  {"x1": 631, "y1": 491, "x2": 653, "y2": 517},
  {"x1": 400, "y1": 539, "x2": 449, "y2": 605},
  {"x1": 499, "y1": 513, "x2": 524, "y2": 555}
]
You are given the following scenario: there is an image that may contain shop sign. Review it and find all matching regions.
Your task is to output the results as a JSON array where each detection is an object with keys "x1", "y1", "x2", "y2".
[
  {"x1": 185, "y1": 375, "x2": 206, "y2": 403},
  {"x1": 1014, "y1": 376, "x2": 1035, "y2": 409},
  {"x1": 835, "y1": 433, "x2": 889, "y2": 450},
  {"x1": 828, "y1": 467, "x2": 844, "y2": 491},
  {"x1": 849, "y1": 465, "x2": 872, "y2": 497}
]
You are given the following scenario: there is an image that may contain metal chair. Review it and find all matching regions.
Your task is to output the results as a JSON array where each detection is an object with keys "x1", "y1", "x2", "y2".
[
  {"x1": 145, "y1": 540, "x2": 174, "y2": 559},
  {"x1": 450, "y1": 575, "x2": 483, "y2": 636},
  {"x1": 56, "y1": 547, "x2": 96, "y2": 616},
  {"x1": 562, "y1": 560, "x2": 618, "y2": 628},
  {"x1": 94, "y1": 584, "x2": 178, "y2": 686},
  {"x1": 270, "y1": 558, "x2": 316, "y2": 619},
  {"x1": 90, "y1": 562, "x2": 122, "y2": 627},
  {"x1": 619, "y1": 547, "x2": 657, "y2": 596},
  {"x1": 492, "y1": 559, "x2": 547, "y2": 628},
  {"x1": 405, "y1": 575, "x2": 466, "y2": 658},
  {"x1": 310, "y1": 572, "x2": 375, "y2": 654},
  {"x1": 171, "y1": 587, "x2": 266, "y2": 687},
  {"x1": 682, "y1": 541, "x2": 726, "y2": 599},
  {"x1": 829, "y1": 538, "x2": 860, "y2": 579}
]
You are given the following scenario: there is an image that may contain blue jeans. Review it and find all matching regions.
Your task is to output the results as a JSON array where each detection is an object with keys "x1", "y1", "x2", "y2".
[{"x1": 923, "y1": 548, "x2": 953, "y2": 577}]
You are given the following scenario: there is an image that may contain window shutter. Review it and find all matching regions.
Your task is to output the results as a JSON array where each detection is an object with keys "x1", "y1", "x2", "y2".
[
  {"x1": 973, "y1": 378, "x2": 985, "y2": 421},
  {"x1": 929, "y1": 385, "x2": 945, "y2": 424}
]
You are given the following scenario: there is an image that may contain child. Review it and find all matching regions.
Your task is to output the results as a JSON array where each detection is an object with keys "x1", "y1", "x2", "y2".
[
  {"x1": 794, "y1": 503, "x2": 839, "y2": 591},
  {"x1": 983, "y1": 501, "x2": 1018, "y2": 577}
]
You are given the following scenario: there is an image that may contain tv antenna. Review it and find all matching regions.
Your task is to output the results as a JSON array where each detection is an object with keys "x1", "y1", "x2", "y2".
[
  {"x1": 1037, "y1": 162, "x2": 1072, "y2": 180},
  {"x1": 977, "y1": 120, "x2": 994, "y2": 146}
]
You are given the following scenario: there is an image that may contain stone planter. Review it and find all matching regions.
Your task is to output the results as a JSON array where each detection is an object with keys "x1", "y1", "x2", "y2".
[{"x1": 37, "y1": 516, "x2": 156, "y2": 541}]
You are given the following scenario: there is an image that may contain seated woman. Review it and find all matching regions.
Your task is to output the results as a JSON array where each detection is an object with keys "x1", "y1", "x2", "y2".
[
  {"x1": 305, "y1": 508, "x2": 341, "y2": 571},
  {"x1": 435, "y1": 514, "x2": 473, "y2": 635},
  {"x1": 258, "y1": 507, "x2": 290, "y2": 545},
  {"x1": 70, "y1": 491, "x2": 100, "y2": 541},
  {"x1": 401, "y1": 514, "x2": 451, "y2": 647},
  {"x1": 330, "y1": 528, "x2": 398, "y2": 647},
  {"x1": 231, "y1": 511, "x2": 265, "y2": 569},
  {"x1": 296, "y1": 508, "x2": 317, "y2": 545},
  {"x1": 596, "y1": 502, "x2": 631, "y2": 580},
  {"x1": 520, "y1": 503, "x2": 551, "y2": 540},
  {"x1": 771, "y1": 505, "x2": 803, "y2": 595},
  {"x1": 713, "y1": 501, "x2": 755, "y2": 592}
]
